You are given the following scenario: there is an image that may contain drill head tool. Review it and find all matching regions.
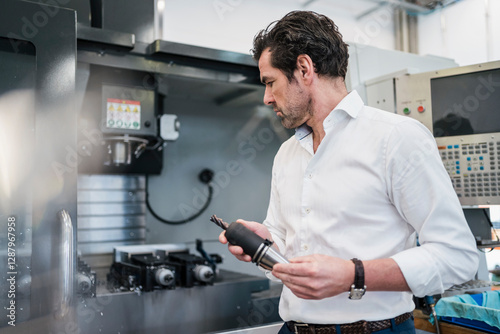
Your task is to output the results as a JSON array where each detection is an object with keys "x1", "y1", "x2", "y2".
[
  {"x1": 210, "y1": 215, "x2": 229, "y2": 230},
  {"x1": 209, "y1": 214, "x2": 289, "y2": 270}
]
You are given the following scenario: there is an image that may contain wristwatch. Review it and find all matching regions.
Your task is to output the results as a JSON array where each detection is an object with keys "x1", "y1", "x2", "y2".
[{"x1": 348, "y1": 258, "x2": 366, "y2": 300}]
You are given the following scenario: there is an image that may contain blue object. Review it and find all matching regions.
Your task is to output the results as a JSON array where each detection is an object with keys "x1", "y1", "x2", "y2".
[{"x1": 435, "y1": 291, "x2": 500, "y2": 333}]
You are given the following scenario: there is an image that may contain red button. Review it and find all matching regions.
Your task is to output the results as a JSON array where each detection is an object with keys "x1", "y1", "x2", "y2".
[{"x1": 417, "y1": 106, "x2": 425, "y2": 113}]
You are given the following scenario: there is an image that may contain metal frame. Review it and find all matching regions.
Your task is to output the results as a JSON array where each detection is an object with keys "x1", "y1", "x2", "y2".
[
  {"x1": 0, "y1": 1, "x2": 77, "y2": 331},
  {"x1": 77, "y1": 32, "x2": 261, "y2": 86}
]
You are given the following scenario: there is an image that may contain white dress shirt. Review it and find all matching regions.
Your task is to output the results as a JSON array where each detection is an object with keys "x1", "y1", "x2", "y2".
[{"x1": 263, "y1": 90, "x2": 479, "y2": 324}]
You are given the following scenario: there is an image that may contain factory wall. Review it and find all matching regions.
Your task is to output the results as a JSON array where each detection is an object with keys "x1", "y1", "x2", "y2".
[
  {"x1": 160, "y1": 0, "x2": 500, "y2": 68},
  {"x1": 417, "y1": 0, "x2": 500, "y2": 66},
  {"x1": 160, "y1": 0, "x2": 396, "y2": 54}
]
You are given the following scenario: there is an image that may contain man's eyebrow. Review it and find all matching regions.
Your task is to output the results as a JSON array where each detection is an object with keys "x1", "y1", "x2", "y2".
[{"x1": 261, "y1": 76, "x2": 269, "y2": 85}]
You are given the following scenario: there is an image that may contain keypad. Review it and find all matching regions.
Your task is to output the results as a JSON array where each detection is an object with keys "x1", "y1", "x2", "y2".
[{"x1": 441, "y1": 141, "x2": 500, "y2": 201}]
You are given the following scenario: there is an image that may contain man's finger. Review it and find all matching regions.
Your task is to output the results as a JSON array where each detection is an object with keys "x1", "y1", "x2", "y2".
[
  {"x1": 288, "y1": 255, "x2": 315, "y2": 264},
  {"x1": 273, "y1": 262, "x2": 312, "y2": 277},
  {"x1": 219, "y1": 231, "x2": 227, "y2": 244}
]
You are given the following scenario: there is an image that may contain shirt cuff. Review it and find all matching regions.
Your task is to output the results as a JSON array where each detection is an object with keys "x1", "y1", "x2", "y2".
[{"x1": 391, "y1": 246, "x2": 444, "y2": 297}]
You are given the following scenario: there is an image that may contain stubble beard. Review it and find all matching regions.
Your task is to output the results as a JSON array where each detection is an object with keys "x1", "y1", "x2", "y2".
[{"x1": 277, "y1": 96, "x2": 313, "y2": 129}]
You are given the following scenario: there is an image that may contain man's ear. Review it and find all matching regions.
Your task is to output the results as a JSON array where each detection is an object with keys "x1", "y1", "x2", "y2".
[{"x1": 296, "y1": 54, "x2": 314, "y2": 84}]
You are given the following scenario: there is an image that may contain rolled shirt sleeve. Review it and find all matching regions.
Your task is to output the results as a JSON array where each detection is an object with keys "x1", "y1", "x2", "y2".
[{"x1": 387, "y1": 120, "x2": 479, "y2": 297}]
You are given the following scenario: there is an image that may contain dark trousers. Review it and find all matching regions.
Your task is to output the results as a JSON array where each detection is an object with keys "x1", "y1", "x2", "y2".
[{"x1": 277, "y1": 316, "x2": 416, "y2": 334}]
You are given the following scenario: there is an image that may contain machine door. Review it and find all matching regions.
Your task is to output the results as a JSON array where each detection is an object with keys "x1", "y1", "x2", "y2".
[{"x1": 0, "y1": 1, "x2": 77, "y2": 332}]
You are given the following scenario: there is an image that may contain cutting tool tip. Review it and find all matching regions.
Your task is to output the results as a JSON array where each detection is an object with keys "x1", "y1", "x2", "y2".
[{"x1": 210, "y1": 214, "x2": 229, "y2": 230}]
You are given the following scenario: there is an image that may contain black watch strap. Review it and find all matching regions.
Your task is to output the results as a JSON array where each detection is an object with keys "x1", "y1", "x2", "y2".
[
  {"x1": 352, "y1": 258, "x2": 364, "y2": 288},
  {"x1": 349, "y1": 258, "x2": 366, "y2": 300}
]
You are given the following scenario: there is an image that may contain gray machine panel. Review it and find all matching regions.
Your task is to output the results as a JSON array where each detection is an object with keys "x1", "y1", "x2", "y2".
[
  {"x1": 0, "y1": 0, "x2": 77, "y2": 331},
  {"x1": 77, "y1": 270, "x2": 281, "y2": 334},
  {"x1": 395, "y1": 61, "x2": 500, "y2": 206}
]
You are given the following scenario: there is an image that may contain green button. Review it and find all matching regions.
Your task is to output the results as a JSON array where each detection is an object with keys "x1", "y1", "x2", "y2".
[{"x1": 403, "y1": 107, "x2": 411, "y2": 115}]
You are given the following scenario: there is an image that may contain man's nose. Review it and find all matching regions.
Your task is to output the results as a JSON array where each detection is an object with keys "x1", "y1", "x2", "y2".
[{"x1": 263, "y1": 87, "x2": 274, "y2": 105}]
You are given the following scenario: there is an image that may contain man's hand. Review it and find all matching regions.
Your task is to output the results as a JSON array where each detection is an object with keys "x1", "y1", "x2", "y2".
[
  {"x1": 218, "y1": 219, "x2": 273, "y2": 263},
  {"x1": 272, "y1": 254, "x2": 355, "y2": 300}
]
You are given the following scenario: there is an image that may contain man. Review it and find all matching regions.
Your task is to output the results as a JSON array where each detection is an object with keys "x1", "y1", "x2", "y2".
[{"x1": 220, "y1": 10, "x2": 478, "y2": 334}]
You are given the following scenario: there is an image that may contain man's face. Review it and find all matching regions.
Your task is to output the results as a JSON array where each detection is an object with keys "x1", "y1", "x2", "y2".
[{"x1": 258, "y1": 49, "x2": 312, "y2": 129}]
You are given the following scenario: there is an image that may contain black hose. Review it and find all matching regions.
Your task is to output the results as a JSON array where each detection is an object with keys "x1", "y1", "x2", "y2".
[{"x1": 145, "y1": 170, "x2": 213, "y2": 225}]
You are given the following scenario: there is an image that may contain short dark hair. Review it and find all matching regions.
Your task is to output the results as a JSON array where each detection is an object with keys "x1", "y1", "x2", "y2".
[{"x1": 252, "y1": 11, "x2": 349, "y2": 81}]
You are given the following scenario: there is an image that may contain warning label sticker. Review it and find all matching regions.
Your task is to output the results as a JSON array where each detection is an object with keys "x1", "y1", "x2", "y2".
[{"x1": 106, "y1": 98, "x2": 141, "y2": 130}]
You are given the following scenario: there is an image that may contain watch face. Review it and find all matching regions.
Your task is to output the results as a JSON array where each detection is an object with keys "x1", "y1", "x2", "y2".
[{"x1": 349, "y1": 285, "x2": 366, "y2": 300}]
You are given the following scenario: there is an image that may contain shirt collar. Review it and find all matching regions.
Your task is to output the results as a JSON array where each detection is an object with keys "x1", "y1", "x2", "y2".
[{"x1": 294, "y1": 90, "x2": 364, "y2": 140}]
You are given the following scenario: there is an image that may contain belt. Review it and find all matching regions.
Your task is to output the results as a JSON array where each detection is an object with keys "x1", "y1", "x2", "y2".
[{"x1": 286, "y1": 312, "x2": 412, "y2": 334}]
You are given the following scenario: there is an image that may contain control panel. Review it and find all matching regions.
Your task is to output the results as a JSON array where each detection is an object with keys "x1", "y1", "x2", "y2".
[
  {"x1": 437, "y1": 135, "x2": 500, "y2": 205},
  {"x1": 394, "y1": 61, "x2": 500, "y2": 206}
]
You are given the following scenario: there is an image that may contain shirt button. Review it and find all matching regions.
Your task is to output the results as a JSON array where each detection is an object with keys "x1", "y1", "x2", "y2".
[
  {"x1": 302, "y1": 244, "x2": 309, "y2": 251},
  {"x1": 305, "y1": 208, "x2": 311, "y2": 214},
  {"x1": 307, "y1": 174, "x2": 313, "y2": 179}
]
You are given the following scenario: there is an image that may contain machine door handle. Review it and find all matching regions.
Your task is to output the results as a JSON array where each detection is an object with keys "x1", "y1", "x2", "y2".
[{"x1": 56, "y1": 209, "x2": 74, "y2": 319}]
